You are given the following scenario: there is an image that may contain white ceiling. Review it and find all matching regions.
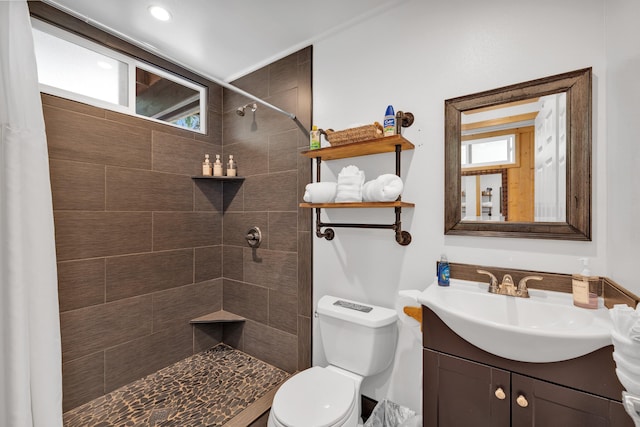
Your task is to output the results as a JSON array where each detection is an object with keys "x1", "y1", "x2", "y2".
[{"x1": 43, "y1": 0, "x2": 402, "y2": 83}]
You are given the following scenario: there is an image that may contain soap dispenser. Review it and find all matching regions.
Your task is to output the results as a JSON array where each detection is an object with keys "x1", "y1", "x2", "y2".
[
  {"x1": 202, "y1": 154, "x2": 212, "y2": 176},
  {"x1": 572, "y1": 258, "x2": 599, "y2": 309},
  {"x1": 213, "y1": 154, "x2": 223, "y2": 177},
  {"x1": 226, "y1": 155, "x2": 237, "y2": 177}
]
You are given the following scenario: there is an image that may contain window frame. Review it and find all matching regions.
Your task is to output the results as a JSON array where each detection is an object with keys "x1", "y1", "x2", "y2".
[{"x1": 31, "y1": 18, "x2": 207, "y2": 134}]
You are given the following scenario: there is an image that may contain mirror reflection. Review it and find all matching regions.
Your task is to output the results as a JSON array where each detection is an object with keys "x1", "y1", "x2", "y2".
[
  {"x1": 460, "y1": 94, "x2": 566, "y2": 223},
  {"x1": 444, "y1": 67, "x2": 592, "y2": 240}
]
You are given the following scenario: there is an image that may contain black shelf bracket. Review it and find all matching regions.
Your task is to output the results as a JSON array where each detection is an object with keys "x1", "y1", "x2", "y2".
[{"x1": 314, "y1": 207, "x2": 412, "y2": 246}]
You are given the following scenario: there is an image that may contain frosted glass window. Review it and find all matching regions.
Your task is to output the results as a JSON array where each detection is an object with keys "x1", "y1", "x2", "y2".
[
  {"x1": 462, "y1": 134, "x2": 515, "y2": 168},
  {"x1": 31, "y1": 19, "x2": 206, "y2": 134},
  {"x1": 32, "y1": 26, "x2": 128, "y2": 107}
]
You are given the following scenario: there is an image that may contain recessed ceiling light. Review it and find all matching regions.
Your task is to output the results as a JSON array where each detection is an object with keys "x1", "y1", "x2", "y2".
[{"x1": 148, "y1": 5, "x2": 171, "y2": 21}]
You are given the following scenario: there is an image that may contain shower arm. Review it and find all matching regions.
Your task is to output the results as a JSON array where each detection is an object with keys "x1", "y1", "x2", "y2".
[{"x1": 41, "y1": 0, "x2": 298, "y2": 121}]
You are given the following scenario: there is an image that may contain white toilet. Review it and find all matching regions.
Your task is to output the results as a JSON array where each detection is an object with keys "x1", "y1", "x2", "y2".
[{"x1": 268, "y1": 295, "x2": 398, "y2": 427}]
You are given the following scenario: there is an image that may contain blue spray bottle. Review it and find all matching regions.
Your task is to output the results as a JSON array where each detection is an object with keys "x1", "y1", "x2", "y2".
[{"x1": 384, "y1": 105, "x2": 396, "y2": 136}]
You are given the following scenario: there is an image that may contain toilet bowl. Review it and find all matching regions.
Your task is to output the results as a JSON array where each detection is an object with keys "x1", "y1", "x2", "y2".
[
  {"x1": 268, "y1": 366, "x2": 361, "y2": 427},
  {"x1": 268, "y1": 295, "x2": 398, "y2": 427}
]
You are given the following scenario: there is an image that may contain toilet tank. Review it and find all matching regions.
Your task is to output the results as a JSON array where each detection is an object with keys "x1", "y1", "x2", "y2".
[{"x1": 317, "y1": 295, "x2": 398, "y2": 377}]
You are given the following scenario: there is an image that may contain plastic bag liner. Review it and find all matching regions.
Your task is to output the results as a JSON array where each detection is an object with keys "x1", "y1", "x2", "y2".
[{"x1": 363, "y1": 399, "x2": 422, "y2": 427}]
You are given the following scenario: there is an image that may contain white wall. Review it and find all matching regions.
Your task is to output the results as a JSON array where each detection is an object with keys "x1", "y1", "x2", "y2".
[
  {"x1": 605, "y1": 0, "x2": 640, "y2": 296},
  {"x1": 312, "y1": 0, "x2": 614, "y2": 413}
]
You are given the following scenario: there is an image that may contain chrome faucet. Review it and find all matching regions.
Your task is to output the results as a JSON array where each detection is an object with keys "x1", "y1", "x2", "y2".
[{"x1": 477, "y1": 270, "x2": 543, "y2": 298}]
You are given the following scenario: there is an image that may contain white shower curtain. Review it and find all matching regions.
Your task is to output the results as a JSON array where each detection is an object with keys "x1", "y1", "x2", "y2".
[{"x1": 0, "y1": 1, "x2": 63, "y2": 426}]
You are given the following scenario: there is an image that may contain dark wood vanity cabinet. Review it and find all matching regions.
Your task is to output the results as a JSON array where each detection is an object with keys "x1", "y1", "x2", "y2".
[{"x1": 422, "y1": 307, "x2": 633, "y2": 427}]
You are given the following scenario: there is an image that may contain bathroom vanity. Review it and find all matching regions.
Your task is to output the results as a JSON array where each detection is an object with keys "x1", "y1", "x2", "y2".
[
  {"x1": 422, "y1": 307, "x2": 632, "y2": 427},
  {"x1": 420, "y1": 264, "x2": 638, "y2": 427}
]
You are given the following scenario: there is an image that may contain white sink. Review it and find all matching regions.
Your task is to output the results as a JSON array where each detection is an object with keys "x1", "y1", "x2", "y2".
[{"x1": 417, "y1": 278, "x2": 613, "y2": 363}]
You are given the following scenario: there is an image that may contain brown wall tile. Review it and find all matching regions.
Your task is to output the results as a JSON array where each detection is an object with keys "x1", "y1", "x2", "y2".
[
  {"x1": 298, "y1": 315, "x2": 311, "y2": 371},
  {"x1": 152, "y1": 279, "x2": 222, "y2": 331},
  {"x1": 243, "y1": 320, "x2": 297, "y2": 373},
  {"x1": 42, "y1": 93, "x2": 105, "y2": 118},
  {"x1": 193, "y1": 323, "x2": 223, "y2": 353},
  {"x1": 243, "y1": 170, "x2": 298, "y2": 212},
  {"x1": 223, "y1": 246, "x2": 244, "y2": 281},
  {"x1": 54, "y1": 212, "x2": 151, "y2": 261},
  {"x1": 268, "y1": 52, "x2": 299, "y2": 95},
  {"x1": 269, "y1": 290, "x2": 297, "y2": 335},
  {"x1": 223, "y1": 279, "x2": 268, "y2": 323},
  {"x1": 49, "y1": 159, "x2": 105, "y2": 211},
  {"x1": 223, "y1": 69, "x2": 269, "y2": 112},
  {"x1": 268, "y1": 212, "x2": 297, "y2": 252},
  {"x1": 60, "y1": 295, "x2": 152, "y2": 362},
  {"x1": 195, "y1": 245, "x2": 223, "y2": 283},
  {"x1": 57, "y1": 258, "x2": 105, "y2": 312},
  {"x1": 106, "y1": 167, "x2": 193, "y2": 211},
  {"x1": 153, "y1": 131, "x2": 219, "y2": 176},
  {"x1": 104, "y1": 324, "x2": 193, "y2": 392},
  {"x1": 298, "y1": 231, "x2": 312, "y2": 317},
  {"x1": 194, "y1": 180, "x2": 223, "y2": 212},
  {"x1": 153, "y1": 212, "x2": 221, "y2": 251},
  {"x1": 223, "y1": 180, "x2": 244, "y2": 212},
  {"x1": 243, "y1": 248, "x2": 297, "y2": 294},
  {"x1": 106, "y1": 249, "x2": 194, "y2": 302},
  {"x1": 222, "y1": 135, "x2": 268, "y2": 176},
  {"x1": 223, "y1": 212, "x2": 268, "y2": 247},
  {"x1": 62, "y1": 352, "x2": 105, "y2": 412},
  {"x1": 268, "y1": 130, "x2": 298, "y2": 174},
  {"x1": 44, "y1": 106, "x2": 152, "y2": 169}
]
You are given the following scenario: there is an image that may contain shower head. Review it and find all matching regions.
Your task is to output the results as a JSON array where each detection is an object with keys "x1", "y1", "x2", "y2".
[{"x1": 236, "y1": 103, "x2": 257, "y2": 116}]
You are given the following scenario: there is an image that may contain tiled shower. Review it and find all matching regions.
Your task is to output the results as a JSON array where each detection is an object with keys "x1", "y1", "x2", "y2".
[{"x1": 33, "y1": 3, "x2": 312, "y2": 413}]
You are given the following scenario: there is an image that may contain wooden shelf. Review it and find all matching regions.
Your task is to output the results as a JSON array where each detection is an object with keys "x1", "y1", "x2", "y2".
[
  {"x1": 192, "y1": 176, "x2": 245, "y2": 181},
  {"x1": 301, "y1": 135, "x2": 414, "y2": 161},
  {"x1": 190, "y1": 310, "x2": 246, "y2": 324},
  {"x1": 300, "y1": 201, "x2": 415, "y2": 209}
]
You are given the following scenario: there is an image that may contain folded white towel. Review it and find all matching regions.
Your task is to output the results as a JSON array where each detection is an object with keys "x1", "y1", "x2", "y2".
[
  {"x1": 482, "y1": 202, "x2": 493, "y2": 207},
  {"x1": 611, "y1": 304, "x2": 638, "y2": 336},
  {"x1": 336, "y1": 165, "x2": 365, "y2": 202},
  {"x1": 630, "y1": 319, "x2": 640, "y2": 342},
  {"x1": 303, "y1": 182, "x2": 337, "y2": 203},
  {"x1": 362, "y1": 174, "x2": 404, "y2": 202}
]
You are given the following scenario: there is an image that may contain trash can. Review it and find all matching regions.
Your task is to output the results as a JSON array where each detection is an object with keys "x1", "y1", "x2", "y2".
[{"x1": 363, "y1": 399, "x2": 422, "y2": 427}]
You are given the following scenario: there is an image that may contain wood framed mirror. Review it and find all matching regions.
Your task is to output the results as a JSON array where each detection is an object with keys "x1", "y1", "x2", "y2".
[{"x1": 444, "y1": 68, "x2": 592, "y2": 240}]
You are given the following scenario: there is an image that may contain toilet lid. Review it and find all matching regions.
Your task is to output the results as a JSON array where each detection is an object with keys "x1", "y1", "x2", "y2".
[{"x1": 272, "y1": 367, "x2": 356, "y2": 427}]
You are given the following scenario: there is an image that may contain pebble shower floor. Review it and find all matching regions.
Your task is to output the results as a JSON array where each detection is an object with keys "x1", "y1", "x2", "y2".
[{"x1": 63, "y1": 344, "x2": 289, "y2": 426}]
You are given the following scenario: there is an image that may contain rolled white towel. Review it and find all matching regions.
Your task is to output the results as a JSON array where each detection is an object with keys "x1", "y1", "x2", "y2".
[
  {"x1": 303, "y1": 182, "x2": 337, "y2": 203},
  {"x1": 362, "y1": 174, "x2": 404, "y2": 202}
]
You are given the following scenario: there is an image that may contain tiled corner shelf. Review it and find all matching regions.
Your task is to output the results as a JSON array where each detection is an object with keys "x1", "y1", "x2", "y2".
[
  {"x1": 192, "y1": 176, "x2": 245, "y2": 181},
  {"x1": 190, "y1": 310, "x2": 246, "y2": 324}
]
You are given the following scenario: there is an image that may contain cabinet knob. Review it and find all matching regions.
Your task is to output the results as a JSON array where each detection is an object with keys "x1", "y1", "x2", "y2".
[
  {"x1": 494, "y1": 387, "x2": 506, "y2": 400},
  {"x1": 516, "y1": 394, "x2": 529, "y2": 408}
]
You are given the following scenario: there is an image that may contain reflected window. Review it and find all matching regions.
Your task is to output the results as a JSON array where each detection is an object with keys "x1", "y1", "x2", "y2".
[
  {"x1": 31, "y1": 19, "x2": 206, "y2": 133},
  {"x1": 462, "y1": 134, "x2": 515, "y2": 168}
]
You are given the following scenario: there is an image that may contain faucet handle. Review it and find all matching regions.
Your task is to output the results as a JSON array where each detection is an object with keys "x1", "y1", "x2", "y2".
[
  {"x1": 477, "y1": 270, "x2": 499, "y2": 292},
  {"x1": 517, "y1": 275, "x2": 543, "y2": 298}
]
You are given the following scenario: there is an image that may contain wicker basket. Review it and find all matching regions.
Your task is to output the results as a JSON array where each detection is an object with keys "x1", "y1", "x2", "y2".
[{"x1": 324, "y1": 122, "x2": 383, "y2": 146}]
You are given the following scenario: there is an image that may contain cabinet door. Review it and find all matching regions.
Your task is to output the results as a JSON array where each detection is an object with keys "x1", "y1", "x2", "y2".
[
  {"x1": 424, "y1": 349, "x2": 510, "y2": 427},
  {"x1": 511, "y1": 373, "x2": 633, "y2": 427}
]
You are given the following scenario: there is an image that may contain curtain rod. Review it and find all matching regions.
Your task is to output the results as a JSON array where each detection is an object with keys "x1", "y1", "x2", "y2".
[{"x1": 39, "y1": 0, "x2": 297, "y2": 120}]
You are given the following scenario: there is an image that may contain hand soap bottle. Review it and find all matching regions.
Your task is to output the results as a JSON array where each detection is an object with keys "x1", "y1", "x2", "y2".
[
  {"x1": 213, "y1": 154, "x2": 223, "y2": 177},
  {"x1": 202, "y1": 154, "x2": 212, "y2": 176},
  {"x1": 437, "y1": 254, "x2": 450, "y2": 287},
  {"x1": 226, "y1": 155, "x2": 237, "y2": 176},
  {"x1": 572, "y1": 258, "x2": 599, "y2": 309}
]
